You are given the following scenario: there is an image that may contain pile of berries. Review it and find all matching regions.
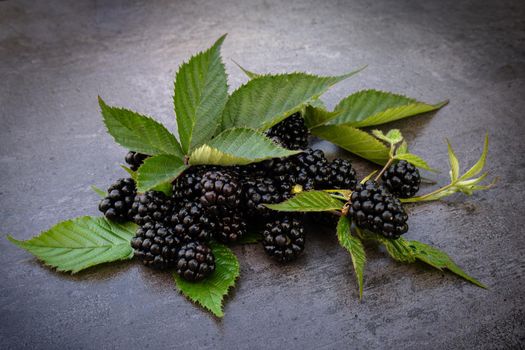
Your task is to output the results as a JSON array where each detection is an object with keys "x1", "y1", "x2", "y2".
[{"x1": 98, "y1": 114, "x2": 421, "y2": 282}]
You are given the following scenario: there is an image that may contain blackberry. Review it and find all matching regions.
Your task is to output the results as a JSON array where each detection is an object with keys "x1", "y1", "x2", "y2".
[
  {"x1": 176, "y1": 242, "x2": 215, "y2": 282},
  {"x1": 215, "y1": 213, "x2": 247, "y2": 243},
  {"x1": 98, "y1": 178, "x2": 136, "y2": 221},
  {"x1": 199, "y1": 170, "x2": 241, "y2": 215},
  {"x1": 131, "y1": 191, "x2": 173, "y2": 225},
  {"x1": 349, "y1": 180, "x2": 408, "y2": 239},
  {"x1": 131, "y1": 222, "x2": 180, "y2": 269},
  {"x1": 293, "y1": 148, "x2": 330, "y2": 187},
  {"x1": 125, "y1": 151, "x2": 149, "y2": 171},
  {"x1": 243, "y1": 177, "x2": 285, "y2": 218},
  {"x1": 168, "y1": 201, "x2": 215, "y2": 242},
  {"x1": 382, "y1": 160, "x2": 421, "y2": 198},
  {"x1": 232, "y1": 163, "x2": 266, "y2": 178},
  {"x1": 262, "y1": 215, "x2": 305, "y2": 262},
  {"x1": 172, "y1": 166, "x2": 207, "y2": 202},
  {"x1": 266, "y1": 113, "x2": 309, "y2": 150},
  {"x1": 321, "y1": 158, "x2": 358, "y2": 190}
]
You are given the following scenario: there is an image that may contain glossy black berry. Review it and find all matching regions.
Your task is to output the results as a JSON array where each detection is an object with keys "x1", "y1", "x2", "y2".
[
  {"x1": 125, "y1": 151, "x2": 149, "y2": 171},
  {"x1": 200, "y1": 170, "x2": 242, "y2": 215},
  {"x1": 215, "y1": 212, "x2": 247, "y2": 243},
  {"x1": 172, "y1": 166, "x2": 208, "y2": 202},
  {"x1": 168, "y1": 201, "x2": 215, "y2": 242},
  {"x1": 293, "y1": 148, "x2": 330, "y2": 187},
  {"x1": 131, "y1": 191, "x2": 173, "y2": 225},
  {"x1": 98, "y1": 178, "x2": 136, "y2": 221},
  {"x1": 266, "y1": 113, "x2": 309, "y2": 150},
  {"x1": 176, "y1": 242, "x2": 215, "y2": 282},
  {"x1": 131, "y1": 222, "x2": 180, "y2": 269},
  {"x1": 349, "y1": 180, "x2": 408, "y2": 239},
  {"x1": 243, "y1": 177, "x2": 285, "y2": 218},
  {"x1": 320, "y1": 158, "x2": 358, "y2": 190},
  {"x1": 262, "y1": 215, "x2": 305, "y2": 262},
  {"x1": 382, "y1": 160, "x2": 421, "y2": 198}
]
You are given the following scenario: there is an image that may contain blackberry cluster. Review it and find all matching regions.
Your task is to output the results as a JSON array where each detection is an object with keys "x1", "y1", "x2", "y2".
[
  {"x1": 262, "y1": 215, "x2": 305, "y2": 262},
  {"x1": 382, "y1": 160, "x2": 421, "y2": 198},
  {"x1": 215, "y1": 213, "x2": 247, "y2": 243},
  {"x1": 131, "y1": 222, "x2": 180, "y2": 269},
  {"x1": 349, "y1": 180, "x2": 408, "y2": 239},
  {"x1": 125, "y1": 151, "x2": 149, "y2": 171},
  {"x1": 266, "y1": 113, "x2": 309, "y2": 150},
  {"x1": 322, "y1": 158, "x2": 357, "y2": 190},
  {"x1": 172, "y1": 166, "x2": 208, "y2": 201},
  {"x1": 243, "y1": 177, "x2": 285, "y2": 219},
  {"x1": 200, "y1": 170, "x2": 241, "y2": 215},
  {"x1": 176, "y1": 242, "x2": 215, "y2": 282},
  {"x1": 131, "y1": 191, "x2": 173, "y2": 225},
  {"x1": 99, "y1": 178, "x2": 136, "y2": 221},
  {"x1": 168, "y1": 201, "x2": 215, "y2": 243}
]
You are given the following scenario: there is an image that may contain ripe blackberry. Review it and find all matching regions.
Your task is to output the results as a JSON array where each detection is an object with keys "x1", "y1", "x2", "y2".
[
  {"x1": 168, "y1": 201, "x2": 215, "y2": 242},
  {"x1": 320, "y1": 158, "x2": 358, "y2": 190},
  {"x1": 172, "y1": 166, "x2": 207, "y2": 202},
  {"x1": 262, "y1": 215, "x2": 305, "y2": 262},
  {"x1": 232, "y1": 163, "x2": 266, "y2": 178},
  {"x1": 349, "y1": 180, "x2": 408, "y2": 239},
  {"x1": 131, "y1": 222, "x2": 180, "y2": 269},
  {"x1": 199, "y1": 170, "x2": 241, "y2": 215},
  {"x1": 243, "y1": 177, "x2": 285, "y2": 218},
  {"x1": 215, "y1": 213, "x2": 247, "y2": 243},
  {"x1": 266, "y1": 113, "x2": 309, "y2": 150},
  {"x1": 98, "y1": 178, "x2": 136, "y2": 221},
  {"x1": 131, "y1": 191, "x2": 173, "y2": 225},
  {"x1": 382, "y1": 160, "x2": 421, "y2": 198},
  {"x1": 176, "y1": 242, "x2": 215, "y2": 282},
  {"x1": 125, "y1": 151, "x2": 149, "y2": 171},
  {"x1": 293, "y1": 148, "x2": 330, "y2": 186}
]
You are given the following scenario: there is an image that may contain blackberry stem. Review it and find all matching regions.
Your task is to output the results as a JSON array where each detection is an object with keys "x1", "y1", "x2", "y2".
[{"x1": 374, "y1": 157, "x2": 394, "y2": 182}]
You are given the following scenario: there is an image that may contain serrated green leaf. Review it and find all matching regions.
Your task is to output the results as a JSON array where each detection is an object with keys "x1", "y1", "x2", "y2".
[
  {"x1": 120, "y1": 165, "x2": 138, "y2": 182},
  {"x1": 337, "y1": 216, "x2": 366, "y2": 298},
  {"x1": 311, "y1": 125, "x2": 390, "y2": 165},
  {"x1": 331, "y1": 90, "x2": 448, "y2": 127},
  {"x1": 303, "y1": 105, "x2": 341, "y2": 129},
  {"x1": 265, "y1": 191, "x2": 345, "y2": 212},
  {"x1": 174, "y1": 243, "x2": 239, "y2": 317},
  {"x1": 99, "y1": 97, "x2": 183, "y2": 157},
  {"x1": 91, "y1": 185, "x2": 107, "y2": 198},
  {"x1": 446, "y1": 139, "x2": 460, "y2": 181},
  {"x1": 232, "y1": 60, "x2": 260, "y2": 79},
  {"x1": 459, "y1": 134, "x2": 489, "y2": 181},
  {"x1": 221, "y1": 68, "x2": 365, "y2": 131},
  {"x1": 189, "y1": 127, "x2": 299, "y2": 166},
  {"x1": 174, "y1": 35, "x2": 228, "y2": 154},
  {"x1": 396, "y1": 141, "x2": 409, "y2": 155},
  {"x1": 136, "y1": 154, "x2": 187, "y2": 192},
  {"x1": 308, "y1": 98, "x2": 327, "y2": 110},
  {"x1": 394, "y1": 153, "x2": 434, "y2": 171},
  {"x1": 8, "y1": 216, "x2": 136, "y2": 273}
]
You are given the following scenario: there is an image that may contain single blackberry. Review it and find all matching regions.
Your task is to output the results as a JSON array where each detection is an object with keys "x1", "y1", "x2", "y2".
[
  {"x1": 172, "y1": 166, "x2": 208, "y2": 202},
  {"x1": 125, "y1": 151, "x2": 149, "y2": 171},
  {"x1": 293, "y1": 148, "x2": 330, "y2": 187},
  {"x1": 243, "y1": 177, "x2": 285, "y2": 218},
  {"x1": 98, "y1": 178, "x2": 136, "y2": 221},
  {"x1": 349, "y1": 180, "x2": 408, "y2": 239},
  {"x1": 131, "y1": 222, "x2": 180, "y2": 269},
  {"x1": 262, "y1": 215, "x2": 305, "y2": 262},
  {"x1": 215, "y1": 213, "x2": 247, "y2": 243},
  {"x1": 266, "y1": 113, "x2": 309, "y2": 150},
  {"x1": 131, "y1": 191, "x2": 173, "y2": 225},
  {"x1": 320, "y1": 158, "x2": 358, "y2": 190},
  {"x1": 176, "y1": 242, "x2": 215, "y2": 282},
  {"x1": 381, "y1": 160, "x2": 421, "y2": 198},
  {"x1": 168, "y1": 201, "x2": 215, "y2": 242},
  {"x1": 199, "y1": 170, "x2": 242, "y2": 215}
]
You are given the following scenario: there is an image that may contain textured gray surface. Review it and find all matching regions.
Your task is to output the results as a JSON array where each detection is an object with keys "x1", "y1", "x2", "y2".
[{"x1": 1, "y1": 0, "x2": 524, "y2": 349}]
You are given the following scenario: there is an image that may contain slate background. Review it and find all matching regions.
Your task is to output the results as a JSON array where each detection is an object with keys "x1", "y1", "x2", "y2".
[{"x1": 1, "y1": 0, "x2": 524, "y2": 349}]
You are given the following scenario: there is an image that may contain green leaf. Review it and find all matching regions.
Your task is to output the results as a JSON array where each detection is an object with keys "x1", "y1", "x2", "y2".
[
  {"x1": 8, "y1": 216, "x2": 136, "y2": 273},
  {"x1": 407, "y1": 241, "x2": 486, "y2": 288},
  {"x1": 459, "y1": 133, "x2": 489, "y2": 181},
  {"x1": 337, "y1": 217, "x2": 366, "y2": 298},
  {"x1": 136, "y1": 155, "x2": 187, "y2": 192},
  {"x1": 311, "y1": 125, "x2": 390, "y2": 165},
  {"x1": 189, "y1": 127, "x2": 299, "y2": 166},
  {"x1": 394, "y1": 153, "x2": 434, "y2": 171},
  {"x1": 99, "y1": 97, "x2": 183, "y2": 157},
  {"x1": 372, "y1": 129, "x2": 403, "y2": 145},
  {"x1": 121, "y1": 165, "x2": 138, "y2": 182},
  {"x1": 174, "y1": 243, "x2": 239, "y2": 317},
  {"x1": 232, "y1": 60, "x2": 260, "y2": 79},
  {"x1": 446, "y1": 139, "x2": 460, "y2": 181},
  {"x1": 91, "y1": 185, "x2": 107, "y2": 198},
  {"x1": 221, "y1": 68, "x2": 365, "y2": 131},
  {"x1": 331, "y1": 90, "x2": 448, "y2": 127},
  {"x1": 364, "y1": 232, "x2": 416, "y2": 263},
  {"x1": 396, "y1": 141, "x2": 409, "y2": 155},
  {"x1": 264, "y1": 191, "x2": 345, "y2": 212},
  {"x1": 303, "y1": 105, "x2": 341, "y2": 129},
  {"x1": 174, "y1": 35, "x2": 228, "y2": 153},
  {"x1": 308, "y1": 98, "x2": 327, "y2": 110}
]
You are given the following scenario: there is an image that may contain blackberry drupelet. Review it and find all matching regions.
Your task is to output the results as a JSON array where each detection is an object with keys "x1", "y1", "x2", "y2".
[
  {"x1": 131, "y1": 191, "x2": 173, "y2": 225},
  {"x1": 262, "y1": 215, "x2": 305, "y2": 262},
  {"x1": 215, "y1": 213, "x2": 247, "y2": 243},
  {"x1": 176, "y1": 242, "x2": 215, "y2": 282},
  {"x1": 200, "y1": 170, "x2": 242, "y2": 215},
  {"x1": 381, "y1": 160, "x2": 421, "y2": 198},
  {"x1": 349, "y1": 180, "x2": 408, "y2": 239},
  {"x1": 131, "y1": 222, "x2": 180, "y2": 269},
  {"x1": 266, "y1": 113, "x2": 309, "y2": 150},
  {"x1": 243, "y1": 177, "x2": 285, "y2": 218},
  {"x1": 169, "y1": 201, "x2": 215, "y2": 242},
  {"x1": 125, "y1": 151, "x2": 149, "y2": 171},
  {"x1": 321, "y1": 158, "x2": 358, "y2": 190},
  {"x1": 98, "y1": 178, "x2": 136, "y2": 221}
]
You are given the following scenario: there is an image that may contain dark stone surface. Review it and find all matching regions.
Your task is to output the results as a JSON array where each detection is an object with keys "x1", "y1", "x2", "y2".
[{"x1": 1, "y1": 0, "x2": 524, "y2": 349}]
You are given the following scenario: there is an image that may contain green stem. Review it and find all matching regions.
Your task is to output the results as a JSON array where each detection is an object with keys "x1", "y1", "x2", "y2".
[
  {"x1": 400, "y1": 183, "x2": 454, "y2": 203},
  {"x1": 375, "y1": 157, "x2": 394, "y2": 182}
]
